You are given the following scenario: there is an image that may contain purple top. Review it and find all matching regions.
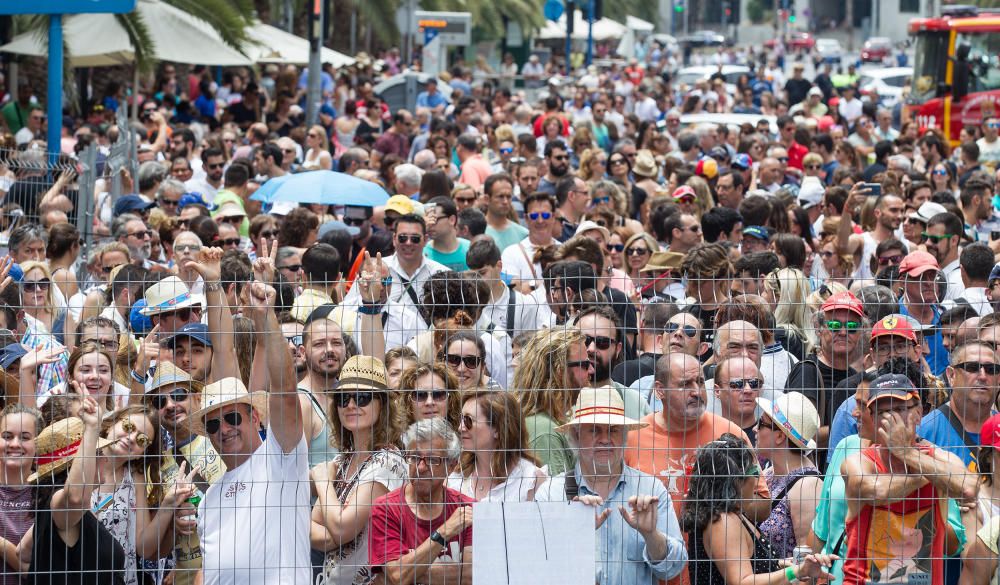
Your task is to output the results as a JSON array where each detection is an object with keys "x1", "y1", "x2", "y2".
[
  {"x1": 0, "y1": 484, "x2": 33, "y2": 585},
  {"x1": 758, "y1": 466, "x2": 820, "y2": 559}
]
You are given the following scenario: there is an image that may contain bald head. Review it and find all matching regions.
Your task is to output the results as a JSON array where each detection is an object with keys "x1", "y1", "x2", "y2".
[{"x1": 956, "y1": 317, "x2": 982, "y2": 348}]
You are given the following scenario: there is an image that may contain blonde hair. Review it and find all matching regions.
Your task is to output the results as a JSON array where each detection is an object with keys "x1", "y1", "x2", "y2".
[
  {"x1": 309, "y1": 124, "x2": 330, "y2": 152},
  {"x1": 578, "y1": 148, "x2": 604, "y2": 182},
  {"x1": 765, "y1": 267, "x2": 818, "y2": 350},
  {"x1": 18, "y1": 261, "x2": 57, "y2": 316},
  {"x1": 514, "y1": 329, "x2": 586, "y2": 424},
  {"x1": 685, "y1": 175, "x2": 716, "y2": 220}
]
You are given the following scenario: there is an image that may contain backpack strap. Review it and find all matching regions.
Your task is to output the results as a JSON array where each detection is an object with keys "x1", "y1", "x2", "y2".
[
  {"x1": 564, "y1": 472, "x2": 579, "y2": 500},
  {"x1": 937, "y1": 403, "x2": 979, "y2": 451},
  {"x1": 770, "y1": 469, "x2": 823, "y2": 511},
  {"x1": 505, "y1": 286, "x2": 517, "y2": 340}
]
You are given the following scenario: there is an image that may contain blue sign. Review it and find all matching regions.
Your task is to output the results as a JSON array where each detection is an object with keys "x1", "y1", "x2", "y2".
[
  {"x1": 424, "y1": 27, "x2": 439, "y2": 46},
  {"x1": 543, "y1": 0, "x2": 564, "y2": 21},
  {"x1": 1, "y1": 0, "x2": 137, "y2": 15}
]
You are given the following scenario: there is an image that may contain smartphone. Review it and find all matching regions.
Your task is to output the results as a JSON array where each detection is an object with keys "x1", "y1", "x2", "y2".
[{"x1": 865, "y1": 183, "x2": 882, "y2": 197}]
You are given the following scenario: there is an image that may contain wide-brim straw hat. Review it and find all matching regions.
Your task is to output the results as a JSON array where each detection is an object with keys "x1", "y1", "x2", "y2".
[
  {"x1": 756, "y1": 392, "x2": 819, "y2": 451},
  {"x1": 145, "y1": 361, "x2": 195, "y2": 395},
  {"x1": 141, "y1": 276, "x2": 196, "y2": 316},
  {"x1": 186, "y1": 377, "x2": 269, "y2": 437},
  {"x1": 337, "y1": 355, "x2": 389, "y2": 392},
  {"x1": 556, "y1": 386, "x2": 648, "y2": 431},
  {"x1": 29, "y1": 417, "x2": 115, "y2": 484}
]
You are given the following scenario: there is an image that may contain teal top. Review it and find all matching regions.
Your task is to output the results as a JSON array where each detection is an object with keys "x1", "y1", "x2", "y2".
[
  {"x1": 298, "y1": 387, "x2": 337, "y2": 468},
  {"x1": 423, "y1": 238, "x2": 471, "y2": 271},
  {"x1": 485, "y1": 222, "x2": 528, "y2": 252}
]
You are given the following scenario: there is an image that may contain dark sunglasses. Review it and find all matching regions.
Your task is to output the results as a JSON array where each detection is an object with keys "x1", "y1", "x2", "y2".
[
  {"x1": 878, "y1": 254, "x2": 904, "y2": 266},
  {"x1": 204, "y1": 411, "x2": 242, "y2": 435},
  {"x1": 164, "y1": 307, "x2": 193, "y2": 321},
  {"x1": 585, "y1": 335, "x2": 615, "y2": 350},
  {"x1": 396, "y1": 234, "x2": 424, "y2": 244},
  {"x1": 591, "y1": 196, "x2": 611, "y2": 206},
  {"x1": 411, "y1": 390, "x2": 449, "y2": 402},
  {"x1": 953, "y1": 361, "x2": 1000, "y2": 375},
  {"x1": 727, "y1": 378, "x2": 764, "y2": 390},
  {"x1": 21, "y1": 279, "x2": 51, "y2": 292},
  {"x1": 626, "y1": 247, "x2": 650, "y2": 256},
  {"x1": 205, "y1": 162, "x2": 225, "y2": 170},
  {"x1": 921, "y1": 232, "x2": 954, "y2": 243},
  {"x1": 150, "y1": 388, "x2": 190, "y2": 410},
  {"x1": 343, "y1": 217, "x2": 366, "y2": 226},
  {"x1": 445, "y1": 354, "x2": 482, "y2": 369},
  {"x1": 279, "y1": 264, "x2": 302, "y2": 272},
  {"x1": 334, "y1": 391, "x2": 377, "y2": 408},
  {"x1": 259, "y1": 229, "x2": 279, "y2": 239},
  {"x1": 566, "y1": 359, "x2": 594, "y2": 370},
  {"x1": 528, "y1": 211, "x2": 552, "y2": 221},
  {"x1": 606, "y1": 244, "x2": 625, "y2": 253},
  {"x1": 665, "y1": 323, "x2": 697, "y2": 338},
  {"x1": 216, "y1": 237, "x2": 241, "y2": 247}
]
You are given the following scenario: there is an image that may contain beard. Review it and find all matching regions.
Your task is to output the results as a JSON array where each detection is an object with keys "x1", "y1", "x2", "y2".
[
  {"x1": 593, "y1": 356, "x2": 612, "y2": 382},
  {"x1": 130, "y1": 243, "x2": 151, "y2": 262}
]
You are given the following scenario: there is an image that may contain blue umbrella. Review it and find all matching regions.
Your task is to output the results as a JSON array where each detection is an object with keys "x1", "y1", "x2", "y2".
[{"x1": 250, "y1": 170, "x2": 390, "y2": 207}]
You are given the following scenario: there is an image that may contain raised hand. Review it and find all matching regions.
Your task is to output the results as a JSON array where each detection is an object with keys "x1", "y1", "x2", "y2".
[
  {"x1": 182, "y1": 247, "x2": 224, "y2": 283},
  {"x1": 78, "y1": 395, "x2": 102, "y2": 428},
  {"x1": 134, "y1": 324, "x2": 160, "y2": 375},
  {"x1": 620, "y1": 495, "x2": 660, "y2": 536},
  {"x1": 162, "y1": 461, "x2": 198, "y2": 509},
  {"x1": 358, "y1": 250, "x2": 389, "y2": 304},
  {"x1": 0, "y1": 256, "x2": 15, "y2": 294},
  {"x1": 252, "y1": 237, "x2": 278, "y2": 284},
  {"x1": 20, "y1": 345, "x2": 66, "y2": 373}
]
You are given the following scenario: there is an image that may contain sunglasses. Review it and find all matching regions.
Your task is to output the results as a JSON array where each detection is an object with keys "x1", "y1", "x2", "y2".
[
  {"x1": 527, "y1": 211, "x2": 553, "y2": 221},
  {"x1": 674, "y1": 195, "x2": 695, "y2": 204},
  {"x1": 343, "y1": 217, "x2": 366, "y2": 226},
  {"x1": 804, "y1": 164, "x2": 821, "y2": 170},
  {"x1": 591, "y1": 196, "x2": 611, "y2": 206},
  {"x1": 745, "y1": 464, "x2": 762, "y2": 478},
  {"x1": 609, "y1": 159, "x2": 627, "y2": 166},
  {"x1": 204, "y1": 411, "x2": 242, "y2": 435},
  {"x1": 878, "y1": 254, "x2": 904, "y2": 266},
  {"x1": 445, "y1": 354, "x2": 482, "y2": 369},
  {"x1": 606, "y1": 244, "x2": 625, "y2": 253},
  {"x1": 150, "y1": 388, "x2": 190, "y2": 410},
  {"x1": 566, "y1": 359, "x2": 594, "y2": 370},
  {"x1": 205, "y1": 162, "x2": 225, "y2": 170},
  {"x1": 551, "y1": 155, "x2": 569, "y2": 161},
  {"x1": 163, "y1": 307, "x2": 193, "y2": 321},
  {"x1": 757, "y1": 418, "x2": 779, "y2": 431},
  {"x1": 160, "y1": 198, "x2": 180, "y2": 207},
  {"x1": 120, "y1": 419, "x2": 152, "y2": 449},
  {"x1": 174, "y1": 244, "x2": 202, "y2": 254},
  {"x1": 279, "y1": 264, "x2": 302, "y2": 272},
  {"x1": 405, "y1": 453, "x2": 447, "y2": 466},
  {"x1": 411, "y1": 390, "x2": 449, "y2": 402},
  {"x1": 220, "y1": 215, "x2": 245, "y2": 225},
  {"x1": 727, "y1": 377, "x2": 764, "y2": 390},
  {"x1": 585, "y1": 335, "x2": 615, "y2": 350},
  {"x1": 664, "y1": 323, "x2": 697, "y2": 338},
  {"x1": 626, "y1": 247, "x2": 650, "y2": 256},
  {"x1": 826, "y1": 319, "x2": 861, "y2": 333},
  {"x1": 215, "y1": 237, "x2": 241, "y2": 247},
  {"x1": 500, "y1": 147, "x2": 513, "y2": 155},
  {"x1": 334, "y1": 391, "x2": 377, "y2": 408},
  {"x1": 953, "y1": 361, "x2": 1000, "y2": 375},
  {"x1": 21, "y1": 279, "x2": 51, "y2": 292},
  {"x1": 454, "y1": 196, "x2": 476, "y2": 204},
  {"x1": 921, "y1": 232, "x2": 953, "y2": 242},
  {"x1": 931, "y1": 169, "x2": 948, "y2": 176},
  {"x1": 459, "y1": 414, "x2": 484, "y2": 430},
  {"x1": 128, "y1": 230, "x2": 153, "y2": 239},
  {"x1": 396, "y1": 234, "x2": 424, "y2": 244}
]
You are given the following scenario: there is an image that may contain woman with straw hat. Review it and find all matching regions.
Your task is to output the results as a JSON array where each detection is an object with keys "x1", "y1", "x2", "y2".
[
  {"x1": 312, "y1": 355, "x2": 407, "y2": 585},
  {"x1": 755, "y1": 392, "x2": 823, "y2": 559}
]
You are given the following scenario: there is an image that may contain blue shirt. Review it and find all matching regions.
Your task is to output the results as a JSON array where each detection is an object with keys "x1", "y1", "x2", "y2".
[
  {"x1": 827, "y1": 392, "x2": 860, "y2": 462},
  {"x1": 899, "y1": 300, "x2": 948, "y2": 376},
  {"x1": 630, "y1": 374, "x2": 661, "y2": 412},
  {"x1": 535, "y1": 463, "x2": 687, "y2": 585},
  {"x1": 918, "y1": 406, "x2": 985, "y2": 470},
  {"x1": 416, "y1": 90, "x2": 447, "y2": 110}
]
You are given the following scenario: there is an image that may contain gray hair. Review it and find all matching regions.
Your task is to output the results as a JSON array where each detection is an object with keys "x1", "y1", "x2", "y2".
[
  {"x1": 401, "y1": 417, "x2": 461, "y2": 462},
  {"x1": 8, "y1": 223, "x2": 47, "y2": 252},
  {"x1": 276, "y1": 246, "x2": 300, "y2": 265},
  {"x1": 413, "y1": 150, "x2": 437, "y2": 171},
  {"x1": 887, "y1": 154, "x2": 912, "y2": 172},
  {"x1": 137, "y1": 161, "x2": 168, "y2": 192},
  {"x1": 394, "y1": 163, "x2": 425, "y2": 191},
  {"x1": 713, "y1": 320, "x2": 764, "y2": 356},
  {"x1": 156, "y1": 178, "x2": 186, "y2": 200},
  {"x1": 111, "y1": 213, "x2": 142, "y2": 241}
]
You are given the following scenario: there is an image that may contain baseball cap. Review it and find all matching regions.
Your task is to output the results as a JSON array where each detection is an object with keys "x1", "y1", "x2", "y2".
[
  {"x1": 113, "y1": 195, "x2": 155, "y2": 217},
  {"x1": 0, "y1": 343, "x2": 28, "y2": 370},
  {"x1": 870, "y1": 314, "x2": 917, "y2": 344},
  {"x1": 384, "y1": 195, "x2": 416, "y2": 216},
  {"x1": 318, "y1": 219, "x2": 360, "y2": 238},
  {"x1": 695, "y1": 157, "x2": 719, "y2": 180},
  {"x1": 672, "y1": 185, "x2": 696, "y2": 203},
  {"x1": 731, "y1": 153, "x2": 752, "y2": 170},
  {"x1": 821, "y1": 290, "x2": 865, "y2": 318},
  {"x1": 162, "y1": 323, "x2": 213, "y2": 349},
  {"x1": 808, "y1": 86, "x2": 823, "y2": 97},
  {"x1": 130, "y1": 300, "x2": 154, "y2": 336},
  {"x1": 907, "y1": 201, "x2": 947, "y2": 224},
  {"x1": 898, "y1": 251, "x2": 940, "y2": 277},
  {"x1": 867, "y1": 373, "x2": 921, "y2": 407},
  {"x1": 798, "y1": 176, "x2": 824, "y2": 210},
  {"x1": 708, "y1": 146, "x2": 729, "y2": 162},
  {"x1": 178, "y1": 192, "x2": 210, "y2": 210},
  {"x1": 742, "y1": 226, "x2": 769, "y2": 242},
  {"x1": 981, "y1": 413, "x2": 1000, "y2": 449},
  {"x1": 989, "y1": 264, "x2": 1000, "y2": 285}
]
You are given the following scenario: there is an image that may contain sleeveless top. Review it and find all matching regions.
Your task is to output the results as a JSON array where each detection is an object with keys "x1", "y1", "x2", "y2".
[
  {"x1": 446, "y1": 458, "x2": 545, "y2": 502},
  {"x1": 91, "y1": 473, "x2": 139, "y2": 585},
  {"x1": 688, "y1": 514, "x2": 782, "y2": 585},
  {"x1": 30, "y1": 507, "x2": 127, "y2": 585},
  {"x1": 842, "y1": 444, "x2": 946, "y2": 585},
  {"x1": 299, "y1": 387, "x2": 337, "y2": 467},
  {"x1": 335, "y1": 127, "x2": 356, "y2": 149},
  {"x1": 758, "y1": 466, "x2": 821, "y2": 558}
]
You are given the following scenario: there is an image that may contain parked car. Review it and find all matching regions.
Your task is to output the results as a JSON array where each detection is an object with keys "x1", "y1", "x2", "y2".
[
  {"x1": 814, "y1": 38, "x2": 843, "y2": 64},
  {"x1": 673, "y1": 65, "x2": 750, "y2": 96},
  {"x1": 764, "y1": 32, "x2": 815, "y2": 52},
  {"x1": 858, "y1": 66, "x2": 913, "y2": 108},
  {"x1": 680, "y1": 30, "x2": 727, "y2": 47},
  {"x1": 861, "y1": 37, "x2": 892, "y2": 63}
]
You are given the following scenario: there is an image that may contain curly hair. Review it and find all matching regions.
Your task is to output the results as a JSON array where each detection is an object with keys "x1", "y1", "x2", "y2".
[
  {"x1": 681, "y1": 242, "x2": 733, "y2": 280},
  {"x1": 680, "y1": 433, "x2": 757, "y2": 533},
  {"x1": 328, "y1": 385, "x2": 404, "y2": 455},
  {"x1": 590, "y1": 179, "x2": 629, "y2": 217},
  {"x1": 397, "y1": 361, "x2": 461, "y2": 430},
  {"x1": 578, "y1": 148, "x2": 604, "y2": 182},
  {"x1": 278, "y1": 207, "x2": 319, "y2": 248},
  {"x1": 513, "y1": 329, "x2": 587, "y2": 424}
]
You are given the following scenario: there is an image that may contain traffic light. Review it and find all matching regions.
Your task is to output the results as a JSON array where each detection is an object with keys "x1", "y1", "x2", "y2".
[
  {"x1": 788, "y1": 9, "x2": 796, "y2": 22},
  {"x1": 674, "y1": 0, "x2": 683, "y2": 12}
]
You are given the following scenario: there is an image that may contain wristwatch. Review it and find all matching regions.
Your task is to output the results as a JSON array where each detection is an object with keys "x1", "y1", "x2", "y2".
[{"x1": 430, "y1": 530, "x2": 448, "y2": 548}]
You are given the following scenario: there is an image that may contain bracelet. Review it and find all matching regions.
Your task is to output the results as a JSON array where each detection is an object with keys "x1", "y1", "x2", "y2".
[
  {"x1": 357, "y1": 304, "x2": 384, "y2": 315},
  {"x1": 131, "y1": 369, "x2": 148, "y2": 384},
  {"x1": 204, "y1": 282, "x2": 223, "y2": 292},
  {"x1": 785, "y1": 566, "x2": 797, "y2": 583}
]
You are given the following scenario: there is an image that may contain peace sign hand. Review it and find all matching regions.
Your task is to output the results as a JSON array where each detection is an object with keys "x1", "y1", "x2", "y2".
[{"x1": 253, "y1": 237, "x2": 278, "y2": 284}]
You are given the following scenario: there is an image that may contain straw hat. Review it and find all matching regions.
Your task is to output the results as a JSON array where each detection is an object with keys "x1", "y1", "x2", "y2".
[
  {"x1": 633, "y1": 150, "x2": 658, "y2": 178},
  {"x1": 29, "y1": 417, "x2": 115, "y2": 484},
  {"x1": 186, "y1": 377, "x2": 268, "y2": 437},
  {"x1": 756, "y1": 392, "x2": 819, "y2": 451},
  {"x1": 141, "y1": 276, "x2": 196, "y2": 316},
  {"x1": 337, "y1": 355, "x2": 388, "y2": 392},
  {"x1": 556, "y1": 386, "x2": 648, "y2": 431},
  {"x1": 145, "y1": 361, "x2": 194, "y2": 395},
  {"x1": 640, "y1": 251, "x2": 685, "y2": 273}
]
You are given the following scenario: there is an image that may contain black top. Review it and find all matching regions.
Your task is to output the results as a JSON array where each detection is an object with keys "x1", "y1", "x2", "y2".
[
  {"x1": 611, "y1": 352, "x2": 661, "y2": 387},
  {"x1": 784, "y1": 353, "x2": 856, "y2": 429},
  {"x1": 603, "y1": 287, "x2": 639, "y2": 360},
  {"x1": 688, "y1": 514, "x2": 782, "y2": 585},
  {"x1": 29, "y1": 508, "x2": 127, "y2": 585},
  {"x1": 785, "y1": 78, "x2": 812, "y2": 106}
]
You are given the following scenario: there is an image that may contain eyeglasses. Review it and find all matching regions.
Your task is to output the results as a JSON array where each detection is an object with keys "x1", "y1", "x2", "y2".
[
  {"x1": 83, "y1": 338, "x2": 119, "y2": 352},
  {"x1": 175, "y1": 243, "x2": 202, "y2": 254},
  {"x1": 878, "y1": 254, "x2": 904, "y2": 266},
  {"x1": 826, "y1": 319, "x2": 861, "y2": 333},
  {"x1": 757, "y1": 418, "x2": 779, "y2": 431},
  {"x1": 204, "y1": 411, "x2": 242, "y2": 435},
  {"x1": 128, "y1": 230, "x2": 153, "y2": 239},
  {"x1": 585, "y1": 335, "x2": 615, "y2": 350},
  {"x1": 606, "y1": 244, "x2": 625, "y2": 253},
  {"x1": 728, "y1": 378, "x2": 764, "y2": 390},
  {"x1": 285, "y1": 334, "x2": 303, "y2": 346},
  {"x1": 259, "y1": 229, "x2": 279, "y2": 239},
  {"x1": 160, "y1": 198, "x2": 180, "y2": 207},
  {"x1": 150, "y1": 388, "x2": 190, "y2": 410},
  {"x1": 626, "y1": 247, "x2": 650, "y2": 256},
  {"x1": 205, "y1": 162, "x2": 224, "y2": 170},
  {"x1": 665, "y1": 323, "x2": 697, "y2": 338},
  {"x1": 334, "y1": 391, "x2": 377, "y2": 408},
  {"x1": 953, "y1": 361, "x2": 1000, "y2": 375},
  {"x1": 411, "y1": 390, "x2": 449, "y2": 402},
  {"x1": 396, "y1": 234, "x2": 424, "y2": 244},
  {"x1": 21, "y1": 279, "x2": 51, "y2": 292},
  {"x1": 921, "y1": 232, "x2": 954, "y2": 242},
  {"x1": 566, "y1": 359, "x2": 594, "y2": 370},
  {"x1": 874, "y1": 340, "x2": 915, "y2": 355},
  {"x1": 405, "y1": 453, "x2": 447, "y2": 466},
  {"x1": 120, "y1": 419, "x2": 151, "y2": 449},
  {"x1": 216, "y1": 237, "x2": 241, "y2": 247},
  {"x1": 279, "y1": 264, "x2": 302, "y2": 272},
  {"x1": 459, "y1": 414, "x2": 485, "y2": 430},
  {"x1": 528, "y1": 211, "x2": 552, "y2": 221},
  {"x1": 445, "y1": 354, "x2": 482, "y2": 369},
  {"x1": 591, "y1": 196, "x2": 611, "y2": 206}
]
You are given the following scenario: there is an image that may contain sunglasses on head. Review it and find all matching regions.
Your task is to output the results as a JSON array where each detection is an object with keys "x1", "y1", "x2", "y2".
[
  {"x1": 953, "y1": 361, "x2": 1000, "y2": 375},
  {"x1": 204, "y1": 411, "x2": 242, "y2": 435},
  {"x1": 150, "y1": 388, "x2": 190, "y2": 410},
  {"x1": 334, "y1": 391, "x2": 377, "y2": 408},
  {"x1": 528, "y1": 211, "x2": 552, "y2": 221},
  {"x1": 727, "y1": 377, "x2": 763, "y2": 390},
  {"x1": 585, "y1": 334, "x2": 614, "y2": 350},
  {"x1": 411, "y1": 389, "x2": 449, "y2": 402},
  {"x1": 826, "y1": 319, "x2": 861, "y2": 333},
  {"x1": 665, "y1": 322, "x2": 697, "y2": 338}
]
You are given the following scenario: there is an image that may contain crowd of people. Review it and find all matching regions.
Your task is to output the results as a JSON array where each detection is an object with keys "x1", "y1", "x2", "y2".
[{"x1": 0, "y1": 40, "x2": 999, "y2": 585}]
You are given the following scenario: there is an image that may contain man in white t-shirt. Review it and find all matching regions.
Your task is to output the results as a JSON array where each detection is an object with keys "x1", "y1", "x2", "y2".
[
  {"x1": 192, "y1": 279, "x2": 310, "y2": 585},
  {"x1": 977, "y1": 117, "x2": 1000, "y2": 167},
  {"x1": 501, "y1": 192, "x2": 561, "y2": 292}
]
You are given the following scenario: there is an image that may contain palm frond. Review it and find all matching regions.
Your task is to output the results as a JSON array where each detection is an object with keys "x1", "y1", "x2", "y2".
[
  {"x1": 115, "y1": 12, "x2": 155, "y2": 73},
  {"x1": 357, "y1": 0, "x2": 402, "y2": 44},
  {"x1": 163, "y1": 0, "x2": 255, "y2": 52}
]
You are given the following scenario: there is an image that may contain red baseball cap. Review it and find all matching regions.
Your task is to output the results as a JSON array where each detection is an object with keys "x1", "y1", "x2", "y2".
[
  {"x1": 870, "y1": 315, "x2": 917, "y2": 343},
  {"x1": 672, "y1": 185, "x2": 696, "y2": 203},
  {"x1": 898, "y1": 251, "x2": 940, "y2": 277},
  {"x1": 981, "y1": 413, "x2": 1000, "y2": 449},
  {"x1": 821, "y1": 291, "x2": 865, "y2": 319}
]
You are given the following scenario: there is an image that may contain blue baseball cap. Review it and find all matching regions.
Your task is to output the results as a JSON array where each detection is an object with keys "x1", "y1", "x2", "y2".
[
  {"x1": 743, "y1": 225, "x2": 770, "y2": 242},
  {"x1": 0, "y1": 343, "x2": 27, "y2": 370},
  {"x1": 163, "y1": 323, "x2": 212, "y2": 348},
  {"x1": 113, "y1": 194, "x2": 155, "y2": 217},
  {"x1": 731, "y1": 153, "x2": 752, "y2": 170},
  {"x1": 990, "y1": 264, "x2": 1000, "y2": 285},
  {"x1": 178, "y1": 192, "x2": 210, "y2": 210},
  {"x1": 130, "y1": 300, "x2": 154, "y2": 336}
]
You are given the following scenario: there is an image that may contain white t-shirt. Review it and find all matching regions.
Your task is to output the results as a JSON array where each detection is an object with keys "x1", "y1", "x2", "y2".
[
  {"x1": 199, "y1": 426, "x2": 311, "y2": 585},
  {"x1": 977, "y1": 137, "x2": 1000, "y2": 166},
  {"x1": 501, "y1": 239, "x2": 557, "y2": 290}
]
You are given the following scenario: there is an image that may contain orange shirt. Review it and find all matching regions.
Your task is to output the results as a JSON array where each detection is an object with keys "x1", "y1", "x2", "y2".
[{"x1": 625, "y1": 412, "x2": 771, "y2": 585}]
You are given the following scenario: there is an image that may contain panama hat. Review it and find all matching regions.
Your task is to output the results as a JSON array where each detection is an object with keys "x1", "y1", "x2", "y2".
[
  {"x1": 756, "y1": 392, "x2": 820, "y2": 451},
  {"x1": 29, "y1": 417, "x2": 115, "y2": 484},
  {"x1": 186, "y1": 377, "x2": 268, "y2": 437},
  {"x1": 145, "y1": 360, "x2": 195, "y2": 395},
  {"x1": 337, "y1": 355, "x2": 389, "y2": 392},
  {"x1": 141, "y1": 276, "x2": 196, "y2": 316},
  {"x1": 640, "y1": 251, "x2": 685, "y2": 273},
  {"x1": 556, "y1": 386, "x2": 648, "y2": 431}
]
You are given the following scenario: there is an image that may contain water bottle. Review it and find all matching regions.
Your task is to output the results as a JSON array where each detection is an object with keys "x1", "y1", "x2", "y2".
[{"x1": 792, "y1": 545, "x2": 813, "y2": 584}]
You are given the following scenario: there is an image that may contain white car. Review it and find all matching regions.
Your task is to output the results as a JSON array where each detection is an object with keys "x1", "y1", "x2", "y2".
[
  {"x1": 815, "y1": 38, "x2": 843, "y2": 64},
  {"x1": 680, "y1": 113, "x2": 777, "y2": 136},
  {"x1": 673, "y1": 65, "x2": 750, "y2": 96},
  {"x1": 858, "y1": 67, "x2": 913, "y2": 108}
]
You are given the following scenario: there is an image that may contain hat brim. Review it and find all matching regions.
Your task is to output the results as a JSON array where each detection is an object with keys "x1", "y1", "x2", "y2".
[
  {"x1": 162, "y1": 333, "x2": 213, "y2": 349},
  {"x1": 822, "y1": 302, "x2": 865, "y2": 318},
  {"x1": 902, "y1": 265, "x2": 938, "y2": 277},
  {"x1": 870, "y1": 330, "x2": 917, "y2": 344},
  {"x1": 141, "y1": 295, "x2": 198, "y2": 316},
  {"x1": 555, "y1": 415, "x2": 648, "y2": 432},
  {"x1": 755, "y1": 398, "x2": 814, "y2": 450},
  {"x1": 28, "y1": 437, "x2": 117, "y2": 484},
  {"x1": 186, "y1": 392, "x2": 269, "y2": 437},
  {"x1": 865, "y1": 393, "x2": 916, "y2": 408}
]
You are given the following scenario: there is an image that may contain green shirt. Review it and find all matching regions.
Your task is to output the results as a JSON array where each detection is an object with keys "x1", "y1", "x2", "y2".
[
  {"x1": 1, "y1": 100, "x2": 39, "y2": 135},
  {"x1": 210, "y1": 189, "x2": 249, "y2": 237},
  {"x1": 423, "y1": 238, "x2": 470, "y2": 271},
  {"x1": 525, "y1": 413, "x2": 574, "y2": 476},
  {"x1": 485, "y1": 222, "x2": 528, "y2": 252}
]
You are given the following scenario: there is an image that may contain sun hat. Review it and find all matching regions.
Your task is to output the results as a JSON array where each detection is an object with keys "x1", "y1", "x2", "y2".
[
  {"x1": 556, "y1": 386, "x2": 648, "y2": 431},
  {"x1": 213, "y1": 201, "x2": 246, "y2": 219},
  {"x1": 756, "y1": 392, "x2": 820, "y2": 450},
  {"x1": 870, "y1": 314, "x2": 917, "y2": 343},
  {"x1": 867, "y1": 373, "x2": 921, "y2": 407},
  {"x1": 337, "y1": 356, "x2": 389, "y2": 392},
  {"x1": 821, "y1": 290, "x2": 865, "y2": 318},
  {"x1": 640, "y1": 251, "x2": 686, "y2": 273},
  {"x1": 632, "y1": 150, "x2": 658, "y2": 178},
  {"x1": 28, "y1": 417, "x2": 115, "y2": 484},
  {"x1": 575, "y1": 220, "x2": 610, "y2": 241},
  {"x1": 898, "y1": 251, "x2": 940, "y2": 277},
  {"x1": 186, "y1": 377, "x2": 268, "y2": 437},
  {"x1": 141, "y1": 276, "x2": 196, "y2": 316},
  {"x1": 906, "y1": 201, "x2": 947, "y2": 224},
  {"x1": 980, "y1": 413, "x2": 1000, "y2": 449},
  {"x1": 798, "y1": 176, "x2": 824, "y2": 209},
  {"x1": 145, "y1": 361, "x2": 194, "y2": 395}
]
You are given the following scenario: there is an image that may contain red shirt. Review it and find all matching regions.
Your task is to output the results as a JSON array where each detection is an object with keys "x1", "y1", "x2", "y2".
[
  {"x1": 787, "y1": 141, "x2": 809, "y2": 170},
  {"x1": 625, "y1": 66, "x2": 644, "y2": 86},
  {"x1": 368, "y1": 486, "x2": 475, "y2": 570},
  {"x1": 532, "y1": 113, "x2": 570, "y2": 138}
]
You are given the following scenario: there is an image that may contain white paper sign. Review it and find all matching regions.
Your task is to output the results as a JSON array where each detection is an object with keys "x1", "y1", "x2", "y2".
[{"x1": 473, "y1": 501, "x2": 596, "y2": 585}]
